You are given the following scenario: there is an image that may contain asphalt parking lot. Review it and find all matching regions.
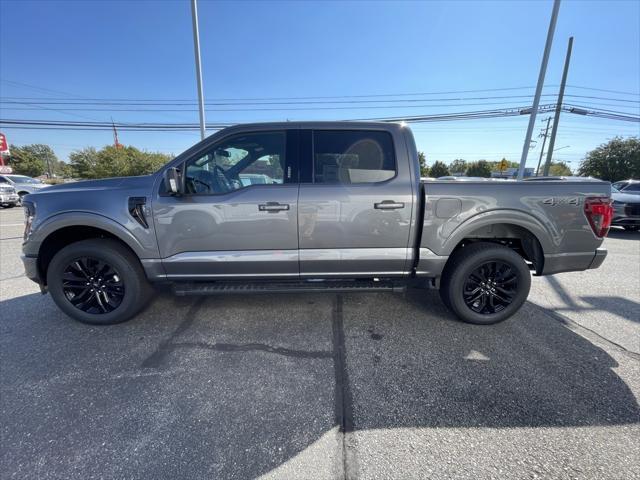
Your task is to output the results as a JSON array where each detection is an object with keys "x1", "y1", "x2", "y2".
[{"x1": 1, "y1": 206, "x2": 639, "y2": 479}]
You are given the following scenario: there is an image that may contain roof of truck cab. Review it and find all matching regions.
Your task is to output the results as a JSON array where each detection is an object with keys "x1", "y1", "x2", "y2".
[{"x1": 214, "y1": 121, "x2": 406, "y2": 132}]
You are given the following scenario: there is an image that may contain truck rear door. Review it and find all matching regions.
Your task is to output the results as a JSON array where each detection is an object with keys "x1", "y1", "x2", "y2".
[{"x1": 298, "y1": 127, "x2": 416, "y2": 277}]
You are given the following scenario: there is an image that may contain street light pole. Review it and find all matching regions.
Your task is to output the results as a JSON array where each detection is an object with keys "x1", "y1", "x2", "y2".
[
  {"x1": 517, "y1": 0, "x2": 561, "y2": 180},
  {"x1": 543, "y1": 36, "x2": 573, "y2": 176},
  {"x1": 191, "y1": 0, "x2": 206, "y2": 141}
]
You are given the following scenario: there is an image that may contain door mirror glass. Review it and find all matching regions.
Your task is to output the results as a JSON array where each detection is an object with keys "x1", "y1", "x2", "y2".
[{"x1": 164, "y1": 167, "x2": 182, "y2": 195}]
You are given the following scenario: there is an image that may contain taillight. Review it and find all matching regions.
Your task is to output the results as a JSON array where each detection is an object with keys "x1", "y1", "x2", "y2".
[{"x1": 584, "y1": 196, "x2": 613, "y2": 238}]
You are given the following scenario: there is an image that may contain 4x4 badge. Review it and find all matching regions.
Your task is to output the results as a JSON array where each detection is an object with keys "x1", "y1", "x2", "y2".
[{"x1": 543, "y1": 197, "x2": 580, "y2": 206}]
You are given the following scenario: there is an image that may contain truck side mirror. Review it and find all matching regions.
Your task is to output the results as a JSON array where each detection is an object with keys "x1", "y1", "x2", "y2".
[{"x1": 164, "y1": 167, "x2": 182, "y2": 195}]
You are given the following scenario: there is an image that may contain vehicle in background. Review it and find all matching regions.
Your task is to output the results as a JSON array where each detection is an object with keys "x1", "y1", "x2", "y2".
[
  {"x1": 611, "y1": 186, "x2": 640, "y2": 231},
  {"x1": 524, "y1": 176, "x2": 601, "y2": 182},
  {"x1": 612, "y1": 179, "x2": 640, "y2": 195},
  {"x1": 0, "y1": 174, "x2": 49, "y2": 201},
  {"x1": 436, "y1": 176, "x2": 495, "y2": 181},
  {"x1": 0, "y1": 183, "x2": 19, "y2": 208},
  {"x1": 21, "y1": 122, "x2": 612, "y2": 326}
]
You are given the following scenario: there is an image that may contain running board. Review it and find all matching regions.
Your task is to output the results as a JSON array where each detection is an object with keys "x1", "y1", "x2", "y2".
[{"x1": 172, "y1": 279, "x2": 406, "y2": 296}]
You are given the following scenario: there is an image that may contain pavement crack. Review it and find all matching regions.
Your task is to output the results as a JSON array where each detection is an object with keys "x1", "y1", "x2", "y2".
[
  {"x1": 141, "y1": 297, "x2": 207, "y2": 368},
  {"x1": 331, "y1": 294, "x2": 357, "y2": 480},
  {"x1": 530, "y1": 302, "x2": 640, "y2": 360},
  {"x1": 0, "y1": 274, "x2": 25, "y2": 282},
  {"x1": 142, "y1": 297, "x2": 332, "y2": 367},
  {"x1": 172, "y1": 341, "x2": 332, "y2": 359}
]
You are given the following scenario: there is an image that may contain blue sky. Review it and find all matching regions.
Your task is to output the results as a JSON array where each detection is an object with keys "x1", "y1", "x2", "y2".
[{"x1": 1, "y1": 0, "x2": 639, "y2": 170}]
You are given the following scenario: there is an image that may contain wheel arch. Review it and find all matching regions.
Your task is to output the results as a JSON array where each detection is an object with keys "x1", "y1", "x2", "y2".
[
  {"x1": 31, "y1": 213, "x2": 150, "y2": 285},
  {"x1": 442, "y1": 212, "x2": 549, "y2": 275}
]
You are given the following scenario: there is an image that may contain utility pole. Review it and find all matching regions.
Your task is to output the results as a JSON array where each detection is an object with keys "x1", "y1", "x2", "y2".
[
  {"x1": 535, "y1": 117, "x2": 553, "y2": 176},
  {"x1": 191, "y1": 0, "x2": 206, "y2": 140},
  {"x1": 517, "y1": 0, "x2": 561, "y2": 180},
  {"x1": 543, "y1": 36, "x2": 573, "y2": 176}
]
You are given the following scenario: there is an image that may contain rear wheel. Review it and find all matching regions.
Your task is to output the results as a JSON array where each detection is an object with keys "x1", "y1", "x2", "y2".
[
  {"x1": 440, "y1": 242, "x2": 531, "y2": 325},
  {"x1": 47, "y1": 239, "x2": 154, "y2": 325},
  {"x1": 623, "y1": 226, "x2": 639, "y2": 232}
]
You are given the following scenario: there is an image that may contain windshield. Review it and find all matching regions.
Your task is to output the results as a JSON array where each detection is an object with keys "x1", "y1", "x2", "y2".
[
  {"x1": 611, "y1": 187, "x2": 620, "y2": 193},
  {"x1": 5, "y1": 175, "x2": 42, "y2": 184}
]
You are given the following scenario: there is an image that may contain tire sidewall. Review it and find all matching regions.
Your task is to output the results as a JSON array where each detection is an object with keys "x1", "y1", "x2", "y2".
[
  {"x1": 47, "y1": 240, "x2": 146, "y2": 325},
  {"x1": 447, "y1": 247, "x2": 531, "y2": 325}
]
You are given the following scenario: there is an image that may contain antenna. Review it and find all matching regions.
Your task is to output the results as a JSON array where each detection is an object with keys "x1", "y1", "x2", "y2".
[{"x1": 111, "y1": 117, "x2": 122, "y2": 149}]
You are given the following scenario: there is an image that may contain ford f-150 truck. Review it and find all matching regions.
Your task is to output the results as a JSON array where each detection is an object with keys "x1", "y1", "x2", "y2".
[{"x1": 21, "y1": 122, "x2": 612, "y2": 325}]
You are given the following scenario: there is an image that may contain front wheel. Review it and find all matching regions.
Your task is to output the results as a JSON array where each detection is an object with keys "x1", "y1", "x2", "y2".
[
  {"x1": 47, "y1": 239, "x2": 154, "y2": 325},
  {"x1": 440, "y1": 243, "x2": 531, "y2": 325}
]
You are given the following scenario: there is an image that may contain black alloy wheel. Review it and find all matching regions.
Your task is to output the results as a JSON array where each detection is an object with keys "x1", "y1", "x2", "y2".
[
  {"x1": 47, "y1": 239, "x2": 154, "y2": 325},
  {"x1": 439, "y1": 242, "x2": 531, "y2": 325},
  {"x1": 463, "y1": 261, "x2": 518, "y2": 315},
  {"x1": 62, "y1": 257, "x2": 125, "y2": 314}
]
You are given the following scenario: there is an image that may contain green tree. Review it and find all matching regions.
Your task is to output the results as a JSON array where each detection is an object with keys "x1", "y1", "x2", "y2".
[
  {"x1": 449, "y1": 158, "x2": 467, "y2": 175},
  {"x1": 7, "y1": 145, "x2": 46, "y2": 177},
  {"x1": 578, "y1": 137, "x2": 640, "y2": 181},
  {"x1": 429, "y1": 160, "x2": 450, "y2": 178},
  {"x1": 548, "y1": 162, "x2": 572, "y2": 176},
  {"x1": 418, "y1": 151, "x2": 429, "y2": 177},
  {"x1": 24, "y1": 144, "x2": 57, "y2": 176},
  {"x1": 69, "y1": 147, "x2": 99, "y2": 178},
  {"x1": 69, "y1": 146, "x2": 171, "y2": 179},
  {"x1": 466, "y1": 160, "x2": 492, "y2": 178}
]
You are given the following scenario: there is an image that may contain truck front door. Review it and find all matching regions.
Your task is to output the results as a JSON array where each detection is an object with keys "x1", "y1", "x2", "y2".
[{"x1": 153, "y1": 130, "x2": 300, "y2": 279}]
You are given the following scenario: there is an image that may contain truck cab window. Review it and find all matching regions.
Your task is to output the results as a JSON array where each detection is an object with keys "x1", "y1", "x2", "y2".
[
  {"x1": 313, "y1": 130, "x2": 396, "y2": 184},
  {"x1": 185, "y1": 131, "x2": 286, "y2": 194}
]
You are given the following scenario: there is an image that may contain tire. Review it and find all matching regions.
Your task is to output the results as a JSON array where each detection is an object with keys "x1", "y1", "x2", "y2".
[
  {"x1": 439, "y1": 242, "x2": 531, "y2": 325},
  {"x1": 47, "y1": 239, "x2": 154, "y2": 325},
  {"x1": 623, "y1": 226, "x2": 639, "y2": 232}
]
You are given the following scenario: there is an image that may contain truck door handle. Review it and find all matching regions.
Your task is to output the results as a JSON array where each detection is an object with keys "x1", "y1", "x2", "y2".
[
  {"x1": 374, "y1": 200, "x2": 405, "y2": 210},
  {"x1": 259, "y1": 202, "x2": 290, "y2": 212}
]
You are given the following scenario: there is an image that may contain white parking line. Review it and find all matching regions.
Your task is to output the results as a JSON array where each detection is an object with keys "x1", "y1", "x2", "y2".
[{"x1": 0, "y1": 223, "x2": 24, "y2": 227}]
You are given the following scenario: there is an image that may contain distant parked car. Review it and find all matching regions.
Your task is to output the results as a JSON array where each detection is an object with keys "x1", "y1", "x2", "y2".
[
  {"x1": 612, "y1": 179, "x2": 640, "y2": 195},
  {"x1": 524, "y1": 176, "x2": 601, "y2": 182},
  {"x1": 437, "y1": 176, "x2": 494, "y2": 181},
  {"x1": 0, "y1": 183, "x2": 19, "y2": 208},
  {"x1": 611, "y1": 187, "x2": 640, "y2": 231},
  {"x1": 0, "y1": 174, "x2": 49, "y2": 201}
]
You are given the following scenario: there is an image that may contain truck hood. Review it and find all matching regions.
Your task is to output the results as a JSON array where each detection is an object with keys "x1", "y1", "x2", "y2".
[{"x1": 32, "y1": 175, "x2": 155, "y2": 194}]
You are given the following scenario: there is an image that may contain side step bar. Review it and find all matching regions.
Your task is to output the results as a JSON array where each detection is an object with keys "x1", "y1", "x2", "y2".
[{"x1": 173, "y1": 279, "x2": 406, "y2": 296}]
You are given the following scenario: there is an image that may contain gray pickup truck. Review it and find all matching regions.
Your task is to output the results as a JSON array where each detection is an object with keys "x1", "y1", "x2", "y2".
[{"x1": 21, "y1": 122, "x2": 612, "y2": 325}]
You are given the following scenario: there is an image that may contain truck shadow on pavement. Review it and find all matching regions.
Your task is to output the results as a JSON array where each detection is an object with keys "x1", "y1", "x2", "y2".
[
  {"x1": 1, "y1": 290, "x2": 639, "y2": 479},
  {"x1": 543, "y1": 275, "x2": 640, "y2": 324}
]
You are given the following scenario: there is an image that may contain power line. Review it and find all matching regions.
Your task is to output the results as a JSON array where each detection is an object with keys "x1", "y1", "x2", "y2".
[
  {"x1": 2, "y1": 93, "x2": 638, "y2": 107},
  {"x1": 2, "y1": 103, "x2": 637, "y2": 132}
]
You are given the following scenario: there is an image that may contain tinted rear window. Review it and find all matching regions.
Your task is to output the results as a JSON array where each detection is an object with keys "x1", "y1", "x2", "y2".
[{"x1": 313, "y1": 130, "x2": 396, "y2": 184}]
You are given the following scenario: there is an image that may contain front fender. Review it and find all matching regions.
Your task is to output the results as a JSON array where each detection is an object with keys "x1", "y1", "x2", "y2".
[{"x1": 25, "y1": 211, "x2": 159, "y2": 259}]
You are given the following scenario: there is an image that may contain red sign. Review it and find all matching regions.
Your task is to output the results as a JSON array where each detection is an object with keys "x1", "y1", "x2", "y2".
[
  {"x1": 0, "y1": 133, "x2": 7, "y2": 153},
  {"x1": 0, "y1": 132, "x2": 7, "y2": 166}
]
